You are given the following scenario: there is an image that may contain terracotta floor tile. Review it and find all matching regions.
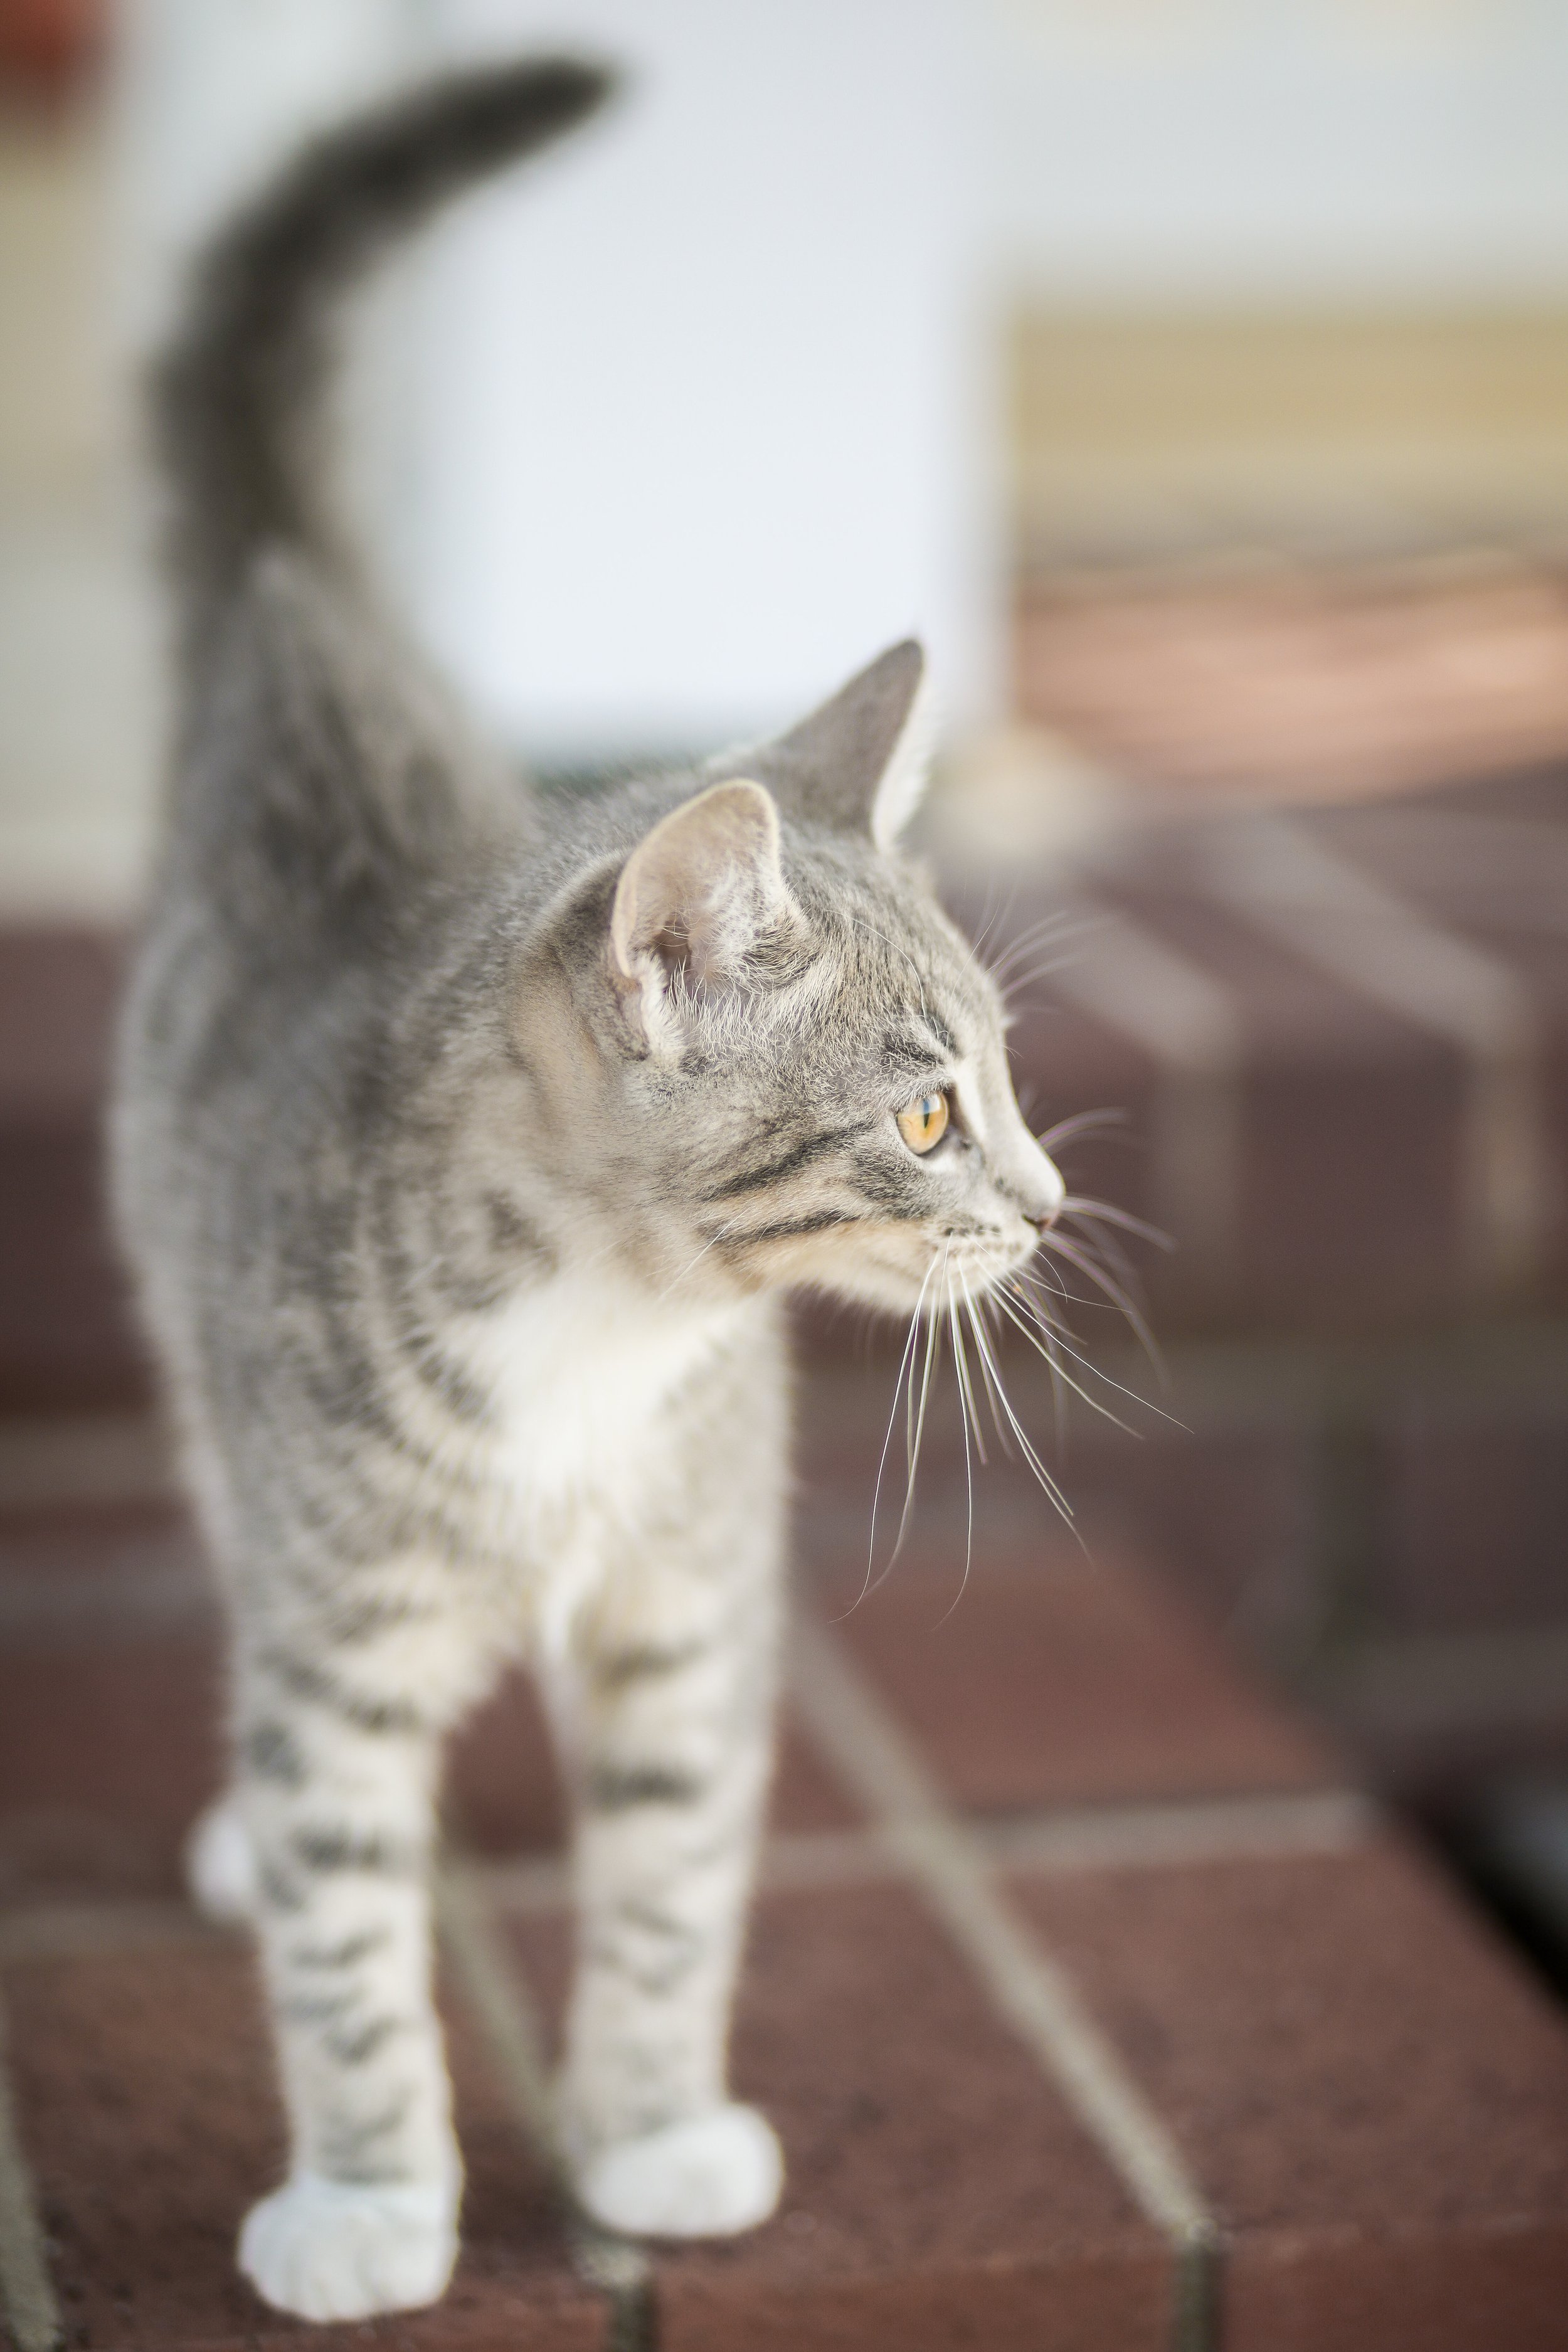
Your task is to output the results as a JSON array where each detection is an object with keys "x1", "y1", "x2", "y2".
[
  {"x1": 815, "y1": 1542, "x2": 1332, "y2": 1815},
  {"x1": 501, "y1": 1882, "x2": 1172, "y2": 2351},
  {"x1": 0, "y1": 1636, "x2": 223, "y2": 1900},
  {"x1": 1380, "y1": 1406, "x2": 1568, "y2": 1638},
  {"x1": 1010, "y1": 1839, "x2": 1568, "y2": 2351},
  {"x1": 444, "y1": 1667, "x2": 566, "y2": 1857},
  {"x1": 1226, "y1": 2217, "x2": 1568, "y2": 2352},
  {"x1": 4, "y1": 1939, "x2": 603, "y2": 2351}
]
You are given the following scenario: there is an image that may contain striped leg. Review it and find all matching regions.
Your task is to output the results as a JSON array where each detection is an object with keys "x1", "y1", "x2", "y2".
[
  {"x1": 227, "y1": 1628, "x2": 469, "y2": 2321},
  {"x1": 553, "y1": 1518, "x2": 784, "y2": 2238}
]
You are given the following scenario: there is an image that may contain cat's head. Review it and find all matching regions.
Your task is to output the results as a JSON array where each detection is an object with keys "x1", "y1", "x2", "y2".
[{"x1": 541, "y1": 642, "x2": 1064, "y2": 1320}]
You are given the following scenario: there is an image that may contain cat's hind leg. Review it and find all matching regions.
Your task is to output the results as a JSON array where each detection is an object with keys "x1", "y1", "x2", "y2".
[{"x1": 186, "y1": 1790, "x2": 261, "y2": 1923}]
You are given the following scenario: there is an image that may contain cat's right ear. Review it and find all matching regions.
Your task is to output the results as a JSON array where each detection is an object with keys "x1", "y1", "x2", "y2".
[
  {"x1": 770, "y1": 638, "x2": 934, "y2": 850},
  {"x1": 610, "y1": 779, "x2": 792, "y2": 1047}
]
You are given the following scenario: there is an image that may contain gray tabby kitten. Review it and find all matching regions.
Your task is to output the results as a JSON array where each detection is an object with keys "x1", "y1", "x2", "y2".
[{"x1": 112, "y1": 58, "x2": 1066, "y2": 2325}]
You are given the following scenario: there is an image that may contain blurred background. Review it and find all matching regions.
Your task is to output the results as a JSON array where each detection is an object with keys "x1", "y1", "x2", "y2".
[{"x1": 6, "y1": 0, "x2": 1568, "y2": 1991}]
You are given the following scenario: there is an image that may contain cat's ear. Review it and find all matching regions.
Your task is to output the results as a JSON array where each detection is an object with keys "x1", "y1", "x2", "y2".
[
  {"x1": 610, "y1": 778, "x2": 792, "y2": 1040},
  {"x1": 771, "y1": 638, "x2": 935, "y2": 850}
]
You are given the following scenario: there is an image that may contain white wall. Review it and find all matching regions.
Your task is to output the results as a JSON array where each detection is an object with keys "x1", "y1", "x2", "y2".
[
  {"x1": 10, "y1": 0, "x2": 1568, "y2": 916},
  {"x1": 114, "y1": 0, "x2": 993, "y2": 766},
  {"x1": 985, "y1": 0, "x2": 1568, "y2": 302},
  {"x1": 403, "y1": 0, "x2": 992, "y2": 761}
]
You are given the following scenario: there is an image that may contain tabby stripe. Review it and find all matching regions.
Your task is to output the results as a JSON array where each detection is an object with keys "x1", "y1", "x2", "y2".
[
  {"x1": 320, "y1": 2089, "x2": 415, "y2": 2179},
  {"x1": 260, "y1": 1648, "x2": 426, "y2": 1737},
  {"x1": 592, "y1": 1638, "x2": 712, "y2": 1692},
  {"x1": 592, "y1": 1944, "x2": 702, "y2": 2000},
  {"x1": 326, "y1": 2015, "x2": 406, "y2": 2067},
  {"x1": 718, "y1": 1210, "x2": 862, "y2": 1247},
  {"x1": 397, "y1": 1325, "x2": 493, "y2": 1426},
  {"x1": 292, "y1": 1826, "x2": 419, "y2": 1876},
  {"x1": 586, "y1": 1763, "x2": 706, "y2": 1813},
  {"x1": 245, "y1": 1719, "x2": 307, "y2": 1786},
  {"x1": 287, "y1": 1926, "x2": 393, "y2": 1971},
  {"x1": 700, "y1": 1121, "x2": 875, "y2": 1201}
]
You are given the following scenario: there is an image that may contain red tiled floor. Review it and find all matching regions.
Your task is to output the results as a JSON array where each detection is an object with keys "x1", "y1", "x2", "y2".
[
  {"x1": 0, "y1": 1492, "x2": 221, "y2": 1898},
  {"x1": 815, "y1": 1542, "x2": 1333, "y2": 1815},
  {"x1": 1379, "y1": 1406, "x2": 1568, "y2": 1638},
  {"x1": 1010, "y1": 1840, "x2": 1568, "y2": 2352},
  {"x1": 3, "y1": 1938, "x2": 603, "y2": 2351},
  {"x1": 0, "y1": 1638, "x2": 221, "y2": 1900},
  {"x1": 499, "y1": 1883, "x2": 1173, "y2": 2352}
]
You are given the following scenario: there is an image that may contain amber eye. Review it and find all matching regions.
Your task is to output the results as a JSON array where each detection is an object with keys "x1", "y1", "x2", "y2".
[{"x1": 896, "y1": 1092, "x2": 950, "y2": 1155}]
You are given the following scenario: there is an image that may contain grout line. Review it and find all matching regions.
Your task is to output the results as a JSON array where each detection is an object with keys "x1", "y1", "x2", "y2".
[
  {"x1": 0, "y1": 1990, "x2": 61, "y2": 2352},
  {"x1": 0, "y1": 1565, "x2": 214, "y2": 1639},
  {"x1": 436, "y1": 1864, "x2": 558, "y2": 2146},
  {"x1": 1202, "y1": 813, "x2": 1548, "y2": 1292},
  {"x1": 982, "y1": 1786, "x2": 1374, "y2": 1873},
  {"x1": 1041, "y1": 898, "x2": 1244, "y2": 1290},
  {"x1": 0, "y1": 1899, "x2": 226, "y2": 1963},
  {"x1": 475, "y1": 1790, "x2": 1374, "y2": 1920},
  {"x1": 790, "y1": 1614, "x2": 1222, "y2": 2345},
  {"x1": 435, "y1": 1862, "x2": 654, "y2": 2344},
  {"x1": 0, "y1": 1789, "x2": 1376, "y2": 1963},
  {"x1": 0, "y1": 1416, "x2": 174, "y2": 1514}
]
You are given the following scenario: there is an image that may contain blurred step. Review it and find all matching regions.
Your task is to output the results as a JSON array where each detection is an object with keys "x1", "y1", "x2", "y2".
[{"x1": 942, "y1": 760, "x2": 1568, "y2": 1337}]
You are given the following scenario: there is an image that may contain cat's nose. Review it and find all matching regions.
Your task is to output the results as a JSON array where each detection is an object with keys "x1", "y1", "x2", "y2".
[{"x1": 1013, "y1": 1136, "x2": 1066, "y2": 1229}]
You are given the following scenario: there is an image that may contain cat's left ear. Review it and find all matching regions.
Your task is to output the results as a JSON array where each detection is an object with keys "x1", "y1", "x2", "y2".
[
  {"x1": 766, "y1": 638, "x2": 935, "y2": 850},
  {"x1": 610, "y1": 778, "x2": 793, "y2": 1043}
]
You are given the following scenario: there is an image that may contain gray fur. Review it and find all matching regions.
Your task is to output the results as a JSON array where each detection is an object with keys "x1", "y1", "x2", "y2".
[{"x1": 112, "y1": 56, "x2": 1065, "y2": 2323}]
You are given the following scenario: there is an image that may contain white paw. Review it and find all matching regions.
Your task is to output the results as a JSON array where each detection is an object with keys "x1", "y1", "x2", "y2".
[
  {"x1": 186, "y1": 1796, "x2": 258, "y2": 1924},
  {"x1": 238, "y1": 2171, "x2": 459, "y2": 2321},
  {"x1": 573, "y1": 2106, "x2": 783, "y2": 2238}
]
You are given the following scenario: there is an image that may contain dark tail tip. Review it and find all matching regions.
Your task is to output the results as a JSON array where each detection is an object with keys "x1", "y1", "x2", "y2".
[{"x1": 155, "y1": 53, "x2": 620, "y2": 633}]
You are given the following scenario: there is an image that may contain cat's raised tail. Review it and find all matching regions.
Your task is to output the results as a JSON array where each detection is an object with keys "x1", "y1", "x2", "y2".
[{"x1": 152, "y1": 55, "x2": 615, "y2": 654}]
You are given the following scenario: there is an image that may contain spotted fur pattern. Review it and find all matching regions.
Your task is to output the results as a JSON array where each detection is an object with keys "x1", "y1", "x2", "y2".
[{"x1": 112, "y1": 59, "x2": 1066, "y2": 2324}]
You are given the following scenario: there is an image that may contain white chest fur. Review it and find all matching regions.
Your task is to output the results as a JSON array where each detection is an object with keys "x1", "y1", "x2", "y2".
[{"x1": 462, "y1": 1269, "x2": 749, "y2": 1535}]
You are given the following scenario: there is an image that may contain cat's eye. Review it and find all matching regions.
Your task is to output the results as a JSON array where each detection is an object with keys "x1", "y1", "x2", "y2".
[{"x1": 896, "y1": 1092, "x2": 950, "y2": 1155}]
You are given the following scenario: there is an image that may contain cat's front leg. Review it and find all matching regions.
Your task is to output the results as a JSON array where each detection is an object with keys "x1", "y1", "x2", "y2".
[
  {"x1": 225, "y1": 1637, "x2": 464, "y2": 2322},
  {"x1": 553, "y1": 1522, "x2": 784, "y2": 2239}
]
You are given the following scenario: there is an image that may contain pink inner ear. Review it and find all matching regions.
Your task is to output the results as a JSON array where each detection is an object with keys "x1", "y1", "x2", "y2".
[{"x1": 611, "y1": 779, "x2": 785, "y2": 989}]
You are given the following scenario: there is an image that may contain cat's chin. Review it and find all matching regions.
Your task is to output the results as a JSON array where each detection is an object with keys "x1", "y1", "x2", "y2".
[{"x1": 801, "y1": 1251, "x2": 940, "y2": 1318}]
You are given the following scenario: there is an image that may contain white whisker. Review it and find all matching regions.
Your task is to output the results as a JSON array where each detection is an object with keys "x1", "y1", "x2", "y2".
[
  {"x1": 655, "y1": 1217, "x2": 743, "y2": 1303},
  {"x1": 893, "y1": 1266, "x2": 945, "y2": 1564},
  {"x1": 993, "y1": 1286, "x2": 1140, "y2": 1437},
  {"x1": 948, "y1": 1282, "x2": 988, "y2": 1471},
  {"x1": 1061, "y1": 1195, "x2": 1172, "y2": 1251},
  {"x1": 1037, "y1": 1230, "x2": 1160, "y2": 1367},
  {"x1": 945, "y1": 1283, "x2": 975, "y2": 1605},
  {"x1": 964, "y1": 1293, "x2": 1077, "y2": 1528},
  {"x1": 855, "y1": 1257, "x2": 936, "y2": 1610},
  {"x1": 1006, "y1": 1283, "x2": 1187, "y2": 1432},
  {"x1": 1034, "y1": 1107, "x2": 1128, "y2": 1155}
]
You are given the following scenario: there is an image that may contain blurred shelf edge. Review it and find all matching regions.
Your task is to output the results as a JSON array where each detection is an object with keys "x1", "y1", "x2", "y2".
[{"x1": 1011, "y1": 307, "x2": 1568, "y2": 571}]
